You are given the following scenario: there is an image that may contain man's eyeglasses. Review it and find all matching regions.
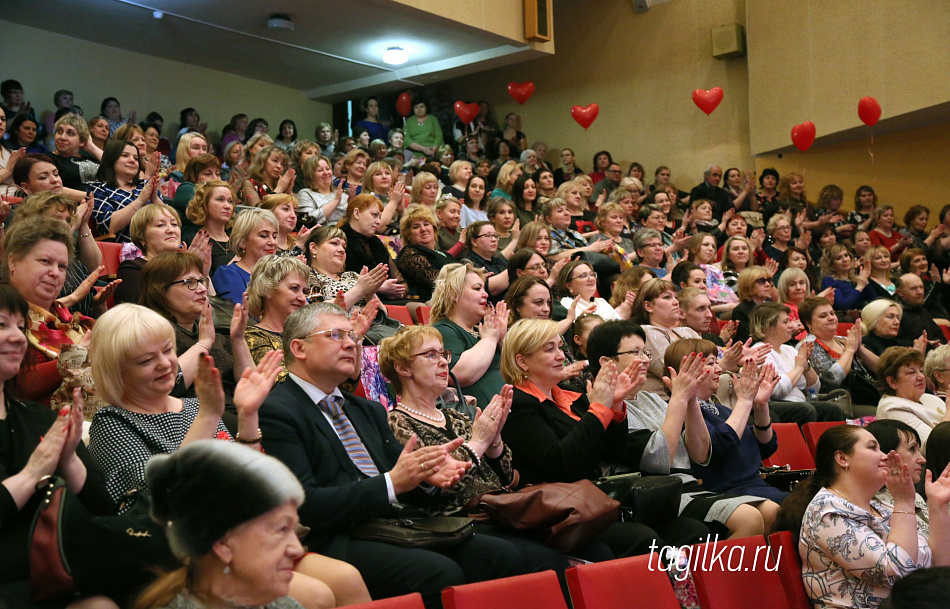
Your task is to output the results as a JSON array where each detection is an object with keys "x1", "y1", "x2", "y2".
[
  {"x1": 524, "y1": 263, "x2": 547, "y2": 272},
  {"x1": 169, "y1": 277, "x2": 209, "y2": 290},
  {"x1": 302, "y1": 328, "x2": 364, "y2": 344},
  {"x1": 411, "y1": 349, "x2": 452, "y2": 363}
]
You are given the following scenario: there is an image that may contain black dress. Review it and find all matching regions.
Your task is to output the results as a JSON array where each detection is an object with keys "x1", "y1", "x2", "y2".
[{"x1": 0, "y1": 398, "x2": 113, "y2": 606}]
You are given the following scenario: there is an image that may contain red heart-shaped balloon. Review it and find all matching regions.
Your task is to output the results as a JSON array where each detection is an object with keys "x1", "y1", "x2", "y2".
[
  {"x1": 454, "y1": 101, "x2": 479, "y2": 125},
  {"x1": 571, "y1": 104, "x2": 599, "y2": 130},
  {"x1": 858, "y1": 96, "x2": 882, "y2": 127},
  {"x1": 508, "y1": 81, "x2": 535, "y2": 105},
  {"x1": 791, "y1": 121, "x2": 816, "y2": 152},
  {"x1": 692, "y1": 87, "x2": 724, "y2": 115},
  {"x1": 396, "y1": 92, "x2": 412, "y2": 118}
]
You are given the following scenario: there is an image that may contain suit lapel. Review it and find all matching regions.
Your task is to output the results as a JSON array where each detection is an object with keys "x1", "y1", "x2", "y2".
[{"x1": 284, "y1": 381, "x2": 361, "y2": 477}]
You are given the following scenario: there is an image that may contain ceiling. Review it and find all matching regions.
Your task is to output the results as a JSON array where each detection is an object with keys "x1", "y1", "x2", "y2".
[{"x1": 1, "y1": 0, "x2": 572, "y2": 103}]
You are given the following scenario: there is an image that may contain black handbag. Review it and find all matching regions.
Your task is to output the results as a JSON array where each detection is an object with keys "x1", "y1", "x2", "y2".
[
  {"x1": 760, "y1": 465, "x2": 813, "y2": 492},
  {"x1": 352, "y1": 515, "x2": 475, "y2": 550},
  {"x1": 595, "y1": 473, "x2": 683, "y2": 528},
  {"x1": 29, "y1": 476, "x2": 178, "y2": 602}
]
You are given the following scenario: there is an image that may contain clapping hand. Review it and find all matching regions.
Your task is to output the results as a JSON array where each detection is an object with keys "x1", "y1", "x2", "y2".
[
  {"x1": 230, "y1": 291, "x2": 250, "y2": 342},
  {"x1": 754, "y1": 363, "x2": 780, "y2": 405},
  {"x1": 663, "y1": 352, "x2": 708, "y2": 402},
  {"x1": 587, "y1": 360, "x2": 620, "y2": 413},
  {"x1": 719, "y1": 320, "x2": 739, "y2": 343},
  {"x1": 92, "y1": 277, "x2": 122, "y2": 314},
  {"x1": 925, "y1": 461, "x2": 950, "y2": 510},
  {"x1": 844, "y1": 319, "x2": 863, "y2": 353},
  {"x1": 233, "y1": 350, "x2": 283, "y2": 419},
  {"x1": 883, "y1": 451, "x2": 916, "y2": 507},
  {"x1": 732, "y1": 358, "x2": 760, "y2": 402},
  {"x1": 194, "y1": 352, "x2": 226, "y2": 420}
]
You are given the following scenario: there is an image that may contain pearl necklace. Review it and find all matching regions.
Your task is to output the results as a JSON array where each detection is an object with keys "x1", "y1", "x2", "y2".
[{"x1": 397, "y1": 402, "x2": 445, "y2": 423}]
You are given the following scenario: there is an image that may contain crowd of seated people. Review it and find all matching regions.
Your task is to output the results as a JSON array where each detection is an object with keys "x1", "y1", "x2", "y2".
[{"x1": 5, "y1": 84, "x2": 950, "y2": 609}]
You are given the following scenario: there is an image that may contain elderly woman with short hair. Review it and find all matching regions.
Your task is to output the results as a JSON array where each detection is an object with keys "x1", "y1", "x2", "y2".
[
  {"x1": 444, "y1": 159, "x2": 472, "y2": 200},
  {"x1": 395, "y1": 205, "x2": 455, "y2": 301},
  {"x1": 12, "y1": 191, "x2": 102, "y2": 316},
  {"x1": 861, "y1": 299, "x2": 926, "y2": 357},
  {"x1": 245, "y1": 255, "x2": 310, "y2": 383},
  {"x1": 925, "y1": 344, "x2": 950, "y2": 398},
  {"x1": 877, "y1": 346, "x2": 950, "y2": 454},
  {"x1": 211, "y1": 208, "x2": 279, "y2": 303},
  {"x1": 729, "y1": 265, "x2": 774, "y2": 344}
]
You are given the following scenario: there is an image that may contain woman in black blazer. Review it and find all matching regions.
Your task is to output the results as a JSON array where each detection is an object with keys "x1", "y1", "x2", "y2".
[{"x1": 499, "y1": 318, "x2": 709, "y2": 557}]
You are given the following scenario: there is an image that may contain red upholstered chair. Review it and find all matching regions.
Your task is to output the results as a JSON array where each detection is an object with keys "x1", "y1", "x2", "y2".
[
  {"x1": 690, "y1": 536, "x2": 793, "y2": 609},
  {"x1": 566, "y1": 555, "x2": 680, "y2": 609},
  {"x1": 762, "y1": 423, "x2": 816, "y2": 470},
  {"x1": 836, "y1": 322, "x2": 853, "y2": 336},
  {"x1": 768, "y1": 531, "x2": 812, "y2": 609},
  {"x1": 442, "y1": 571, "x2": 568, "y2": 609},
  {"x1": 96, "y1": 241, "x2": 123, "y2": 278},
  {"x1": 942, "y1": 325, "x2": 950, "y2": 343},
  {"x1": 416, "y1": 305, "x2": 432, "y2": 325},
  {"x1": 802, "y1": 421, "x2": 845, "y2": 460},
  {"x1": 387, "y1": 305, "x2": 414, "y2": 326},
  {"x1": 345, "y1": 593, "x2": 425, "y2": 609}
]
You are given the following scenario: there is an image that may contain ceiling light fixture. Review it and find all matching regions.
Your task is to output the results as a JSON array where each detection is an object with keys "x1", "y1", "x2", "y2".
[
  {"x1": 267, "y1": 14, "x2": 294, "y2": 31},
  {"x1": 383, "y1": 47, "x2": 408, "y2": 65}
]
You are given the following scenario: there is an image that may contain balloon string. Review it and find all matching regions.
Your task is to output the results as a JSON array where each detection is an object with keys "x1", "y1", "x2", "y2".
[{"x1": 867, "y1": 129, "x2": 875, "y2": 163}]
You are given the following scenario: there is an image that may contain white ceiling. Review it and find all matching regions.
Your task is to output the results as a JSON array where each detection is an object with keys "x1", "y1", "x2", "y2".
[{"x1": 2, "y1": 0, "x2": 572, "y2": 103}]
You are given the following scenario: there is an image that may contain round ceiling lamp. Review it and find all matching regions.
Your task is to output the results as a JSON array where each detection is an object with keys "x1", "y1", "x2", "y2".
[{"x1": 383, "y1": 47, "x2": 408, "y2": 65}]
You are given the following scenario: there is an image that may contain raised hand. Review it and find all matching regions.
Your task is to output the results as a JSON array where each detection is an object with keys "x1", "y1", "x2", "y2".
[
  {"x1": 547, "y1": 258, "x2": 568, "y2": 286},
  {"x1": 510, "y1": 218, "x2": 521, "y2": 238},
  {"x1": 198, "y1": 300, "x2": 216, "y2": 349},
  {"x1": 844, "y1": 319, "x2": 863, "y2": 353},
  {"x1": 230, "y1": 291, "x2": 250, "y2": 341},
  {"x1": 145, "y1": 151, "x2": 161, "y2": 178},
  {"x1": 732, "y1": 358, "x2": 760, "y2": 402},
  {"x1": 567, "y1": 295, "x2": 597, "y2": 321},
  {"x1": 754, "y1": 363, "x2": 780, "y2": 405},
  {"x1": 719, "y1": 320, "x2": 738, "y2": 343},
  {"x1": 234, "y1": 350, "x2": 283, "y2": 417},
  {"x1": 587, "y1": 360, "x2": 619, "y2": 411},
  {"x1": 719, "y1": 339, "x2": 745, "y2": 372},
  {"x1": 390, "y1": 435, "x2": 468, "y2": 493},
  {"x1": 350, "y1": 297, "x2": 380, "y2": 336},
  {"x1": 616, "y1": 359, "x2": 647, "y2": 403},
  {"x1": 92, "y1": 277, "x2": 122, "y2": 314},
  {"x1": 913, "y1": 331, "x2": 928, "y2": 354},
  {"x1": 378, "y1": 278, "x2": 406, "y2": 299},
  {"x1": 471, "y1": 391, "x2": 506, "y2": 453},
  {"x1": 194, "y1": 352, "x2": 226, "y2": 420},
  {"x1": 58, "y1": 388, "x2": 86, "y2": 469},
  {"x1": 884, "y1": 451, "x2": 917, "y2": 508},
  {"x1": 615, "y1": 290, "x2": 636, "y2": 320},
  {"x1": 925, "y1": 462, "x2": 950, "y2": 510},
  {"x1": 942, "y1": 266, "x2": 950, "y2": 285},
  {"x1": 276, "y1": 169, "x2": 296, "y2": 193},
  {"x1": 354, "y1": 264, "x2": 388, "y2": 299},
  {"x1": 764, "y1": 257, "x2": 779, "y2": 277},
  {"x1": 22, "y1": 408, "x2": 70, "y2": 484},
  {"x1": 795, "y1": 341, "x2": 814, "y2": 371},
  {"x1": 663, "y1": 352, "x2": 707, "y2": 402}
]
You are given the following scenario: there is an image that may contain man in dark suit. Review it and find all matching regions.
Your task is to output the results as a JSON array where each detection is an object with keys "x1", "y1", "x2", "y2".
[
  {"x1": 689, "y1": 164, "x2": 731, "y2": 220},
  {"x1": 259, "y1": 302, "x2": 523, "y2": 607}
]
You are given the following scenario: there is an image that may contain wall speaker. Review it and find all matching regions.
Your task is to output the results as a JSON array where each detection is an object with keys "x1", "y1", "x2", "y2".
[
  {"x1": 711, "y1": 24, "x2": 746, "y2": 59},
  {"x1": 632, "y1": 0, "x2": 671, "y2": 14},
  {"x1": 525, "y1": 0, "x2": 552, "y2": 41}
]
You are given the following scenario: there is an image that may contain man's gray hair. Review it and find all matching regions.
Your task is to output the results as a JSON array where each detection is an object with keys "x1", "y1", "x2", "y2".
[
  {"x1": 282, "y1": 302, "x2": 348, "y2": 365},
  {"x1": 704, "y1": 163, "x2": 720, "y2": 175}
]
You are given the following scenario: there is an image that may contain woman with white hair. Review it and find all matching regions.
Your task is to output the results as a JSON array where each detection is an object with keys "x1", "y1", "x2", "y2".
[
  {"x1": 861, "y1": 299, "x2": 927, "y2": 357},
  {"x1": 926, "y1": 344, "x2": 950, "y2": 398}
]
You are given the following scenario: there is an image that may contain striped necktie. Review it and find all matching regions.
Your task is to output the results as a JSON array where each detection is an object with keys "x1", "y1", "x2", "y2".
[{"x1": 319, "y1": 395, "x2": 380, "y2": 477}]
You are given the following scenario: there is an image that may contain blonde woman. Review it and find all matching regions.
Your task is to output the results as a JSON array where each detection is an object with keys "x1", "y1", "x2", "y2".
[
  {"x1": 211, "y1": 208, "x2": 279, "y2": 303},
  {"x1": 170, "y1": 132, "x2": 209, "y2": 179},
  {"x1": 260, "y1": 193, "x2": 308, "y2": 257},
  {"x1": 820, "y1": 243, "x2": 870, "y2": 312},
  {"x1": 410, "y1": 170, "x2": 440, "y2": 209},
  {"x1": 245, "y1": 254, "x2": 310, "y2": 381},
  {"x1": 429, "y1": 263, "x2": 507, "y2": 408},
  {"x1": 489, "y1": 160, "x2": 522, "y2": 200},
  {"x1": 865, "y1": 244, "x2": 898, "y2": 299},
  {"x1": 185, "y1": 179, "x2": 235, "y2": 274},
  {"x1": 297, "y1": 155, "x2": 347, "y2": 226}
]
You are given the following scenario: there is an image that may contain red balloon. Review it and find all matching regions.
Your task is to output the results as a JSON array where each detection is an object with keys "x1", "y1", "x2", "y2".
[
  {"x1": 396, "y1": 92, "x2": 412, "y2": 118},
  {"x1": 454, "y1": 101, "x2": 479, "y2": 125},
  {"x1": 791, "y1": 121, "x2": 816, "y2": 152},
  {"x1": 692, "y1": 87, "x2": 724, "y2": 115},
  {"x1": 508, "y1": 81, "x2": 535, "y2": 105},
  {"x1": 858, "y1": 96, "x2": 882, "y2": 127},
  {"x1": 571, "y1": 104, "x2": 599, "y2": 130}
]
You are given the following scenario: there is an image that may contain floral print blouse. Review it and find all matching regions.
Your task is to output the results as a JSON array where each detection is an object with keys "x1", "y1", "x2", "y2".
[{"x1": 800, "y1": 488, "x2": 931, "y2": 609}]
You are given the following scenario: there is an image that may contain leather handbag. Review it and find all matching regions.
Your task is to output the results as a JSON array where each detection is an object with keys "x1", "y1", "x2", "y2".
[
  {"x1": 760, "y1": 465, "x2": 813, "y2": 492},
  {"x1": 352, "y1": 515, "x2": 475, "y2": 550},
  {"x1": 595, "y1": 474, "x2": 683, "y2": 528},
  {"x1": 29, "y1": 476, "x2": 178, "y2": 603},
  {"x1": 473, "y1": 479, "x2": 620, "y2": 553}
]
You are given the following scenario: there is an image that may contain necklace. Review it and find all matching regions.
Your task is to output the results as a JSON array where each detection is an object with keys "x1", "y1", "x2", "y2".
[
  {"x1": 397, "y1": 402, "x2": 445, "y2": 423},
  {"x1": 828, "y1": 486, "x2": 876, "y2": 515}
]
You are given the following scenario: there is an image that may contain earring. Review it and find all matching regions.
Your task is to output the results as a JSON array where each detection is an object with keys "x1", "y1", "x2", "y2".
[{"x1": 223, "y1": 563, "x2": 231, "y2": 575}]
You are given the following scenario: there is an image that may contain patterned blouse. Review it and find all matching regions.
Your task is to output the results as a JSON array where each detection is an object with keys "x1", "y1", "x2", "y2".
[
  {"x1": 387, "y1": 408, "x2": 514, "y2": 515},
  {"x1": 245, "y1": 325, "x2": 288, "y2": 383},
  {"x1": 89, "y1": 181, "x2": 146, "y2": 242},
  {"x1": 307, "y1": 268, "x2": 363, "y2": 308},
  {"x1": 89, "y1": 398, "x2": 232, "y2": 505},
  {"x1": 156, "y1": 591, "x2": 303, "y2": 609},
  {"x1": 800, "y1": 488, "x2": 931, "y2": 609}
]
